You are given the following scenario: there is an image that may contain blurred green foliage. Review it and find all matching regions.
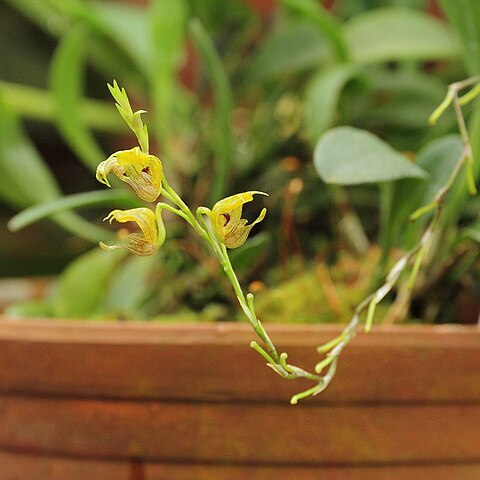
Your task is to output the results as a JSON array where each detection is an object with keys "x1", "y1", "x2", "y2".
[{"x1": 1, "y1": 0, "x2": 479, "y2": 323}]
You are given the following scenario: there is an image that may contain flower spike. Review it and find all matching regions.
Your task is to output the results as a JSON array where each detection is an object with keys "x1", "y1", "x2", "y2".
[
  {"x1": 108, "y1": 80, "x2": 149, "y2": 153},
  {"x1": 210, "y1": 191, "x2": 267, "y2": 248},
  {"x1": 96, "y1": 147, "x2": 163, "y2": 202},
  {"x1": 100, "y1": 207, "x2": 164, "y2": 256}
]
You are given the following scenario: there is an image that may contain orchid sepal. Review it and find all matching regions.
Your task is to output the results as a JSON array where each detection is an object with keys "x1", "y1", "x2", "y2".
[
  {"x1": 210, "y1": 191, "x2": 268, "y2": 249},
  {"x1": 95, "y1": 147, "x2": 163, "y2": 202},
  {"x1": 100, "y1": 207, "x2": 163, "y2": 256}
]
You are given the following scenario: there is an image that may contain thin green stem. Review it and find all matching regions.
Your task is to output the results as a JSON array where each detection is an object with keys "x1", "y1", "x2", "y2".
[
  {"x1": 459, "y1": 82, "x2": 480, "y2": 106},
  {"x1": 162, "y1": 174, "x2": 280, "y2": 362},
  {"x1": 161, "y1": 176, "x2": 207, "y2": 240},
  {"x1": 250, "y1": 341, "x2": 278, "y2": 365},
  {"x1": 316, "y1": 332, "x2": 346, "y2": 354},
  {"x1": 408, "y1": 245, "x2": 426, "y2": 291},
  {"x1": 315, "y1": 355, "x2": 335, "y2": 374},
  {"x1": 429, "y1": 89, "x2": 455, "y2": 125},
  {"x1": 429, "y1": 76, "x2": 480, "y2": 125},
  {"x1": 364, "y1": 299, "x2": 377, "y2": 333},
  {"x1": 156, "y1": 202, "x2": 190, "y2": 223},
  {"x1": 218, "y1": 243, "x2": 280, "y2": 361},
  {"x1": 409, "y1": 201, "x2": 438, "y2": 221}
]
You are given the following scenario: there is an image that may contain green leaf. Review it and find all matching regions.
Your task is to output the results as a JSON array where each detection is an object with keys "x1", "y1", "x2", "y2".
[
  {"x1": 149, "y1": 0, "x2": 187, "y2": 146},
  {"x1": 248, "y1": 21, "x2": 330, "y2": 82},
  {"x1": 51, "y1": 248, "x2": 126, "y2": 318},
  {"x1": 189, "y1": 18, "x2": 234, "y2": 203},
  {"x1": 345, "y1": 70, "x2": 451, "y2": 151},
  {"x1": 50, "y1": 26, "x2": 105, "y2": 171},
  {"x1": 5, "y1": 300, "x2": 53, "y2": 318},
  {"x1": 461, "y1": 226, "x2": 480, "y2": 243},
  {"x1": 8, "y1": 190, "x2": 139, "y2": 232},
  {"x1": 43, "y1": 0, "x2": 149, "y2": 74},
  {"x1": 385, "y1": 135, "x2": 463, "y2": 250},
  {"x1": 0, "y1": 94, "x2": 61, "y2": 208},
  {"x1": 105, "y1": 254, "x2": 158, "y2": 318},
  {"x1": 304, "y1": 64, "x2": 357, "y2": 144},
  {"x1": 0, "y1": 94, "x2": 112, "y2": 242},
  {"x1": 92, "y1": 0, "x2": 151, "y2": 74},
  {"x1": 5, "y1": 0, "x2": 144, "y2": 85},
  {"x1": 440, "y1": 102, "x2": 480, "y2": 227},
  {"x1": 314, "y1": 126, "x2": 427, "y2": 185},
  {"x1": 279, "y1": 0, "x2": 349, "y2": 62},
  {"x1": 343, "y1": 7, "x2": 459, "y2": 64},
  {"x1": 415, "y1": 134, "x2": 463, "y2": 205},
  {"x1": 439, "y1": 0, "x2": 480, "y2": 75},
  {"x1": 3, "y1": 0, "x2": 68, "y2": 37},
  {"x1": 0, "y1": 81, "x2": 124, "y2": 133}
]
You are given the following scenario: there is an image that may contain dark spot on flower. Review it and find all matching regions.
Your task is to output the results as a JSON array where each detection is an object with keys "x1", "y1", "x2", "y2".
[
  {"x1": 142, "y1": 166, "x2": 150, "y2": 174},
  {"x1": 222, "y1": 213, "x2": 231, "y2": 226}
]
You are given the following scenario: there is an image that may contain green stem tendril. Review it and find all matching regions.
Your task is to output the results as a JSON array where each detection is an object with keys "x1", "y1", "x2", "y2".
[
  {"x1": 290, "y1": 384, "x2": 325, "y2": 405},
  {"x1": 409, "y1": 201, "x2": 438, "y2": 221},
  {"x1": 459, "y1": 81, "x2": 480, "y2": 106},
  {"x1": 250, "y1": 341, "x2": 277, "y2": 364},
  {"x1": 316, "y1": 331, "x2": 346, "y2": 354},
  {"x1": 315, "y1": 354, "x2": 335, "y2": 374},
  {"x1": 364, "y1": 299, "x2": 377, "y2": 333},
  {"x1": 408, "y1": 245, "x2": 427, "y2": 291},
  {"x1": 428, "y1": 89, "x2": 455, "y2": 126},
  {"x1": 156, "y1": 201, "x2": 189, "y2": 222}
]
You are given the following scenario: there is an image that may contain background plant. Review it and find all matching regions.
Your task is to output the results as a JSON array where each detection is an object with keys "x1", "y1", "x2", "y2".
[{"x1": 1, "y1": 0, "x2": 479, "y2": 330}]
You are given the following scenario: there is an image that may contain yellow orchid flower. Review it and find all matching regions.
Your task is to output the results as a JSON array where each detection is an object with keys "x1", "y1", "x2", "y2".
[
  {"x1": 96, "y1": 147, "x2": 163, "y2": 202},
  {"x1": 100, "y1": 207, "x2": 165, "y2": 256},
  {"x1": 211, "y1": 191, "x2": 267, "y2": 249}
]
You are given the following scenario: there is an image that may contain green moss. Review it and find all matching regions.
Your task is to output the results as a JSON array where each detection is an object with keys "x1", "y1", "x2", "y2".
[{"x1": 250, "y1": 247, "x2": 392, "y2": 324}]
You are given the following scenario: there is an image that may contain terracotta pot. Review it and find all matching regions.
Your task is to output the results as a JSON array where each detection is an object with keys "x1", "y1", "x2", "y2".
[{"x1": 0, "y1": 316, "x2": 479, "y2": 479}]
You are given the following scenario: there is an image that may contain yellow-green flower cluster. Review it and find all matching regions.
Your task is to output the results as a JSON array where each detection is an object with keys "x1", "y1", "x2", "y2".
[
  {"x1": 97, "y1": 83, "x2": 267, "y2": 256},
  {"x1": 96, "y1": 146, "x2": 165, "y2": 255}
]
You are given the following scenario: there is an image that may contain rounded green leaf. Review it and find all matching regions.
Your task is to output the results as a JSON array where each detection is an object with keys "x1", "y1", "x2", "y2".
[
  {"x1": 343, "y1": 7, "x2": 459, "y2": 64},
  {"x1": 314, "y1": 126, "x2": 427, "y2": 185}
]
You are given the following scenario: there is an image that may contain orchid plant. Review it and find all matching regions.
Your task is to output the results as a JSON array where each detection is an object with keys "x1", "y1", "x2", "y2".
[
  {"x1": 95, "y1": 76, "x2": 479, "y2": 405},
  {"x1": 1, "y1": 0, "x2": 479, "y2": 406},
  {"x1": 96, "y1": 81, "x2": 306, "y2": 391}
]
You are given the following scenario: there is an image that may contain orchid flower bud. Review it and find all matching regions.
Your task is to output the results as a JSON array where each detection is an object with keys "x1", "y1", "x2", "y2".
[
  {"x1": 96, "y1": 147, "x2": 162, "y2": 202},
  {"x1": 210, "y1": 191, "x2": 267, "y2": 249}
]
